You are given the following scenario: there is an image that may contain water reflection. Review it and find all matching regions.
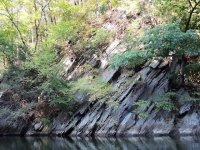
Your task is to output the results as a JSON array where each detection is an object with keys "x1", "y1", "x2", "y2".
[{"x1": 0, "y1": 136, "x2": 200, "y2": 150}]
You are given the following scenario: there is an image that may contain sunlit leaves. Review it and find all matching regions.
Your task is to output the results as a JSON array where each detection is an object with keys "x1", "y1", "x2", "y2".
[
  {"x1": 110, "y1": 23, "x2": 200, "y2": 70},
  {"x1": 0, "y1": 29, "x2": 17, "y2": 64},
  {"x1": 143, "y1": 23, "x2": 200, "y2": 57},
  {"x1": 110, "y1": 50, "x2": 147, "y2": 68}
]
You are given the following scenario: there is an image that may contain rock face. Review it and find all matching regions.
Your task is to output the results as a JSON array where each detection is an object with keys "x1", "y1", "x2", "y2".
[
  {"x1": 56, "y1": 59, "x2": 168, "y2": 136},
  {"x1": 48, "y1": 57, "x2": 198, "y2": 137},
  {"x1": 0, "y1": 37, "x2": 199, "y2": 137},
  {"x1": 34, "y1": 122, "x2": 43, "y2": 131}
]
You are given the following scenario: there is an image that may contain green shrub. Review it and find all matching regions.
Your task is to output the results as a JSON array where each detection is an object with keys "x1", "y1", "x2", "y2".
[
  {"x1": 0, "y1": 29, "x2": 17, "y2": 65},
  {"x1": 24, "y1": 46, "x2": 77, "y2": 109},
  {"x1": 0, "y1": 102, "x2": 37, "y2": 123},
  {"x1": 39, "y1": 117, "x2": 50, "y2": 125},
  {"x1": 110, "y1": 50, "x2": 146, "y2": 68},
  {"x1": 25, "y1": 49, "x2": 58, "y2": 77},
  {"x1": 134, "y1": 109, "x2": 148, "y2": 118},
  {"x1": 0, "y1": 108, "x2": 12, "y2": 119},
  {"x1": 71, "y1": 77, "x2": 114, "y2": 102},
  {"x1": 41, "y1": 76, "x2": 76, "y2": 108},
  {"x1": 134, "y1": 100, "x2": 149, "y2": 107},
  {"x1": 110, "y1": 23, "x2": 200, "y2": 69},
  {"x1": 133, "y1": 92, "x2": 177, "y2": 113},
  {"x1": 153, "y1": 92, "x2": 177, "y2": 111},
  {"x1": 184, "y1": 63, "x2": 200, "y2": 84},
  {"x1": 0, "y1": 83, "x2": 10, "y2": 90},
  {"x1": 85, "y1": 28, "x2": 112, "y2": 54},
  {"x1": 142, "y1": 23, "x2": 200, "y2": 57},
  {"x1": 48, "y1": 20, "x2": 83, "y2": 44},
  {"x1": 133, "y1": 100, "x2": 149, "y2": 118},
  {"x1": 92, "y1": 29, "x2": 111, "y2": 47}
]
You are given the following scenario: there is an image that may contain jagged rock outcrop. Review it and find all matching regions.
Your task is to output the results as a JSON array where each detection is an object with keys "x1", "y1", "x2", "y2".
[
  {"x1": 55, "y1": 60, "x2": 168, "y2": 136},
  {"x1": 50, "y1": 55, "x2": 199, "y2": 137}
]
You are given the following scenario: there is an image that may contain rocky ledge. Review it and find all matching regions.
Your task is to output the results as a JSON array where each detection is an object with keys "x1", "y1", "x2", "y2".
[{"x1": 0, "y1": 56, "x2": 199, "y2": 137}]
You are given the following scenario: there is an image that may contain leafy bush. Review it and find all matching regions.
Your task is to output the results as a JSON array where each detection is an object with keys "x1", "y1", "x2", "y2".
[
  {"x1": 2, "y1": 67, "x2": 29, "y2": 93},
  {"x1": 39, "y1": 117, "x2": 50, "y2": 125},
  {"x1": 142, "y1": 23, "x2": 200, "y2": 57},
  {"x1": 110, "y1": 23, "x2": 200, "y2": 68},
  {"x1": 0, "y1": 83, "x2": 10, "y2": 90},
  {"x1": 133, "y1": 100, "x2": 148, "y2": 118},
  {"x1": 41, "y1": 76, "x2": 76, "y2": 108},
  {"x1": 134, "y1": 109, "x2": 148, "y2": 118},
  {"x1": 110, "y1": 50, "x2": 146, "y2": 68},
  {"x1": 85, "y1": 28, "x2": 112, "y2": 54},
  {"x1": 25, "y1": 49, "x2": 58, "y2": 77},
  {"x1": 133, "y1": 92, "x2": 177, "y2": 113},
  {"x1": 134, "y1": 100, "x2": 149, "y2": 107},
  {"x1": 71, "y1": 77, "x2": 114, "y2": 102},
  {"x1": 153, "y1": 92, "x2": 177, "y2": 111},
  {"x1": 184, "y1": 63, "x2": 200, "y2": 85},
  {"x1": 47, "y1": 20, "x2": 85, "y2": 46},
  {"x1": 24, "y1": 47, "x2": 78, "y2": 109},
  {"x1": 91, "y1": 29, "x2": 112, "y2": 47},
  {"x1": 99, "y1": 0, "x2": 118, "y2": 14},
  {"x1": 0, "y1": 29, "x2": 17, "y2": 65},
  {"x1": 0, "y1": 102, "x2": 37, "y2": 123}
]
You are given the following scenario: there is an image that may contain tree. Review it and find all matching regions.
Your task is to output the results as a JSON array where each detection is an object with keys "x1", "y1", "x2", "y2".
[{"x1": 111, "y1": 23, "x2": 200, "y2": 85}]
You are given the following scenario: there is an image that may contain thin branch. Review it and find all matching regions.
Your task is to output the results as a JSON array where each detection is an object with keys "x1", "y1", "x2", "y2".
[
  {"x1": 33, "y1": 0, "x2": 52, "y2": 51},
  {"x1": 185, "y1": 0, "x2": 200, "y2": 31},
  {"x1": 193, "y1": 0, "x2": 200, "y2": 5},
  {"x1": 188, "y1": 0, "x2": 193, "y2": 8}
]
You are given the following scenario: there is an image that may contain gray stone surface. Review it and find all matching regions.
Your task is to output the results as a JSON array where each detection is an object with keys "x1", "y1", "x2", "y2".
[
  {"x1": 101, "y1": 67, "x2": 119, "y2": 83},
  {"x1": 34, "y1": 122, "x2": 43, "y2": 131},
  {"x1": 178, "y1": 112, "x2": 200, "y2": 135},
  {"x1": 149, "y1": 60, "x2": 160, "y2": 69}
]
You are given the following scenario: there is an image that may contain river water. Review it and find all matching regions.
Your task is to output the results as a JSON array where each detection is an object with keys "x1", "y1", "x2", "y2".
[{"x1": 0, "y1": 136, "x2": 200, "y2": 150}]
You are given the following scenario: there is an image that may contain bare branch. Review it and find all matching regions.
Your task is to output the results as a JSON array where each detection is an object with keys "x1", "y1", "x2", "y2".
[
  {"x1": 188, "y1": 0, "x2": 193, "y2": 8},
  {"x1": 33, "y1": 0, "x2": 52, "y2": 51}
]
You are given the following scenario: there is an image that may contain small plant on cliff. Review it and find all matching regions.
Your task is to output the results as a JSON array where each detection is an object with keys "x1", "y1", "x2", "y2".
[
  {"x1": 133, "y1": 92, "x2": 177, "y2": 114},
  {"x1": 184, "y1": 62, "x2": 200, "y2": 85},
  {"x1": 153, "y1": 92, "x2": 177, "y2": 111},
  {"x1": 0, "y1": 102, "x2": 37, "y2": 124},
  {"x1": 110, "y1": 50, "x2": 147, "y2": 69},
  {"x1": 133, "y1": 100, "x2": 148, "y2": 118},
  {"x1": 84, "y1": 28, "x2": 113, "y2": 55},
  {"x1": 71, "y1": 77, "x2": 114, "y2": 102},
  {"x1": 39, "y1": 117, "x2": 51, "y2": 125}
]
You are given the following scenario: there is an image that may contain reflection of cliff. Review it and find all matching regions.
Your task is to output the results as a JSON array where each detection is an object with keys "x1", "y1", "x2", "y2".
[{"x1": 1, "y1": 136, "x2": 200, "y2": 150}]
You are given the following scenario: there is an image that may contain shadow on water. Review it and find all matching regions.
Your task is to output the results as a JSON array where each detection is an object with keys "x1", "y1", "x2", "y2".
[{"x1": 0, "y1": 136, "x2": 200, "y2": 150}]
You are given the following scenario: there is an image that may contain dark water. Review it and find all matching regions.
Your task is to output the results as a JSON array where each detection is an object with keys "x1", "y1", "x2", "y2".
[{"x1": 1, "y1": 136, "x2": 200, "y2": 150}]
